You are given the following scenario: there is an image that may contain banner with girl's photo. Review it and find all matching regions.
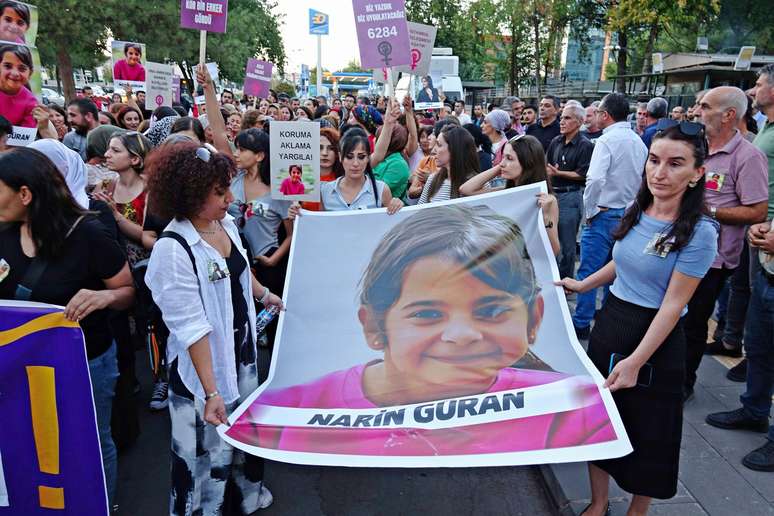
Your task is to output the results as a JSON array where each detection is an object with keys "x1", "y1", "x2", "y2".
[
  {"x1": 220, "y1": 183, "x2": 632, "y2": 467},
  {"x1": 0, "y1": 40, "x2": 41, "y2": 146}
]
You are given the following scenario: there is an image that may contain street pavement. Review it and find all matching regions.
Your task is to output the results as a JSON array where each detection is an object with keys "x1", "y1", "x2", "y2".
[{"x1": 115, "y1": 350, "x2": 555, "y2": 516}]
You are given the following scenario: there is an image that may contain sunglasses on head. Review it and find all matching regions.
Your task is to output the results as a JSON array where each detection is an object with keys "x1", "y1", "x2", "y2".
[
  {"x1": 195, "y1": 146, "x2": 211, "y2": 163},
  {"x1": 655, "y1": 118, "x2": 705, "y2": 137}
]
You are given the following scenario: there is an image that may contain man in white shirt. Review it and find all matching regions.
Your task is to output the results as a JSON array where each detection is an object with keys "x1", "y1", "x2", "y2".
[
  {"x1": 572, "y1": 92, "x2": 648, "y2": 338},
  {"x1": 453, "y1": 100, "x2": 472, "y2": 125}
]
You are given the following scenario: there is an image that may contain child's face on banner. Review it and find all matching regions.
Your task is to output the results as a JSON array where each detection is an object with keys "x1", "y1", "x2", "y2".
[
  {"x1": 379, "y1": 257, "x2": 533, "y2": 387},
  {"x1": 0, "y1": 51, "x2": 29, "y2": 94},
  {"x1": 125, "y1": 46, "x2": 141, "y2": 65},
  {"x1": 0, "y1": 7, "x2": 27, "y2": 42}
]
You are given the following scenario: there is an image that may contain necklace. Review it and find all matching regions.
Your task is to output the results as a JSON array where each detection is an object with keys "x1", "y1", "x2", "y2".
[{"x1": 195, "y1": 221, "x2": 222, "y2": 235}]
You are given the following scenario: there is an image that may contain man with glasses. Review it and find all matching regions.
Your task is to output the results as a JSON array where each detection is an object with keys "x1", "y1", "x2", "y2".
[
  {"x1": 681, "y1": 86, "x2": 769, "y2": 402},
  {"x1": 572, "y1": 93, "x2": 647, "y2": 340}
]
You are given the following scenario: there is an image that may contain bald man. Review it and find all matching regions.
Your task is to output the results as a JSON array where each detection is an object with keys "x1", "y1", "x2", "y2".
[{"x1": 682, "y1": 86, "x2": 769, "y2": 402}]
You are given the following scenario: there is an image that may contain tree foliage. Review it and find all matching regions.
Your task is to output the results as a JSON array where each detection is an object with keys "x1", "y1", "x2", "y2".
[{"x1": 36, "y1": 0, "x2": 286, "y2": 101}]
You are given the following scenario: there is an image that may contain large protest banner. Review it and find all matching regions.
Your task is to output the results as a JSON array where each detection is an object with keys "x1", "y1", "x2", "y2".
[
  {"x1": 0, "y1": 301, "x2": 107, "y2": 515},
  {"x1": 221, "y1": 183, "x2": 631, "y2": 467}
]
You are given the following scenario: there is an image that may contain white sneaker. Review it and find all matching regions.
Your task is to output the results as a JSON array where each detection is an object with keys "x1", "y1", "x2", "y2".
[
  {"x1": 149, "y1": 380, "x2": 169, "y2": 411},
  {"x1": 257, "y1": 484, "x2": 273, "y2": 510}
]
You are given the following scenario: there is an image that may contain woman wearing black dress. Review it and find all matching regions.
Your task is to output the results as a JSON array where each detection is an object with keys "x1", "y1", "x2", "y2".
[
  {"x1": 557, "y1": 122, "x2": 718, "y2": 515},
  {"x1": 417, "y1": 75, "x2": 439, "y2": 104}
]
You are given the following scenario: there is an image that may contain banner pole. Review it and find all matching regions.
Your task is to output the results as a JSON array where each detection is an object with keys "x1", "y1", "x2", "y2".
[
  {"x1": 316, "y1": 34, "x2": 322, "y2": 96},
  {"x1": 199, "y1": 30, "x2": 207, "y2": 66},
  {"x1": 385, "y1": 68, "x2": 394, "y2": 98}
]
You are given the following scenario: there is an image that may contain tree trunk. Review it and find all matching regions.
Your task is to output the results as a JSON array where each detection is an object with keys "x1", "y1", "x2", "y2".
[
  {"x1": 637, "y1": 22, "x2": 659, "y2": 94},
  {"x1": 616, "y1": 29, "x2": 628, "y2": 93},
  {"x1": 533, "y1": 15, "x2": 542, "y2": 97},
  {"x1": 56, "y1": 37, "x2": 76, "y2": 103}
]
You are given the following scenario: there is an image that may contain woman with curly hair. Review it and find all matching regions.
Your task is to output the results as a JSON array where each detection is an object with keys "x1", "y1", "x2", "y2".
[{"x1": 144, "y1": 141, "x2": 281, "y2": 516}]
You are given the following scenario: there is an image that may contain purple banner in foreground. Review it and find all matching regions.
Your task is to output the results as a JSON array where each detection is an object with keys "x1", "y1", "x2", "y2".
[{"x1": 0, "y1": 302, "x2": 107, "y2": 515}]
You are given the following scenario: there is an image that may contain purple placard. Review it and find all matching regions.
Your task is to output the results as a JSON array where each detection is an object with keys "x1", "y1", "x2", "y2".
[
  {"x1": 243, "y1": 59, "x2": 273, "y2": 98},
  {"x1": 0, "y1": 303, "x2": 107, "y2": 515},
  {"x1": 180, "y1": 0, "x2": 228, "y2": 33},
  {"x1": 172, "y1": 76, "x2": 181, "y2": 104},
  {"x1": 352, "y1": 0, "x2": 411, "y2": 69}
]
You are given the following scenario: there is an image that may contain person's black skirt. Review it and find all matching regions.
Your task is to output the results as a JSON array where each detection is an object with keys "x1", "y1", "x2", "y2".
[{"x1": 587, "y1": 294, "x2": 685, "y2": 499}]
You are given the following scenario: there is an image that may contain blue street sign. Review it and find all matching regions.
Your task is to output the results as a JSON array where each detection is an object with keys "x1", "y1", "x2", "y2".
[{"x1": 309, "y1": 9, "x2": 329, "y2": 35}]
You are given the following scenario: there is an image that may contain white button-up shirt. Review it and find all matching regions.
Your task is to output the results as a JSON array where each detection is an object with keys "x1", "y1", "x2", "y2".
[
  {"x1": 145, "y1": 215, "x2": 257, "y2": 403},
  {"x1": 583, "y1": 121, "x2": 648, "y2": 220}
]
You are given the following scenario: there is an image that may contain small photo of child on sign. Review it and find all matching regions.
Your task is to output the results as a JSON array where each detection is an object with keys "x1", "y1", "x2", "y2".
[
  {"x1": 280, "y1": 164, "x2": 307, "y2": 196},
  {"x1": 270, "y1": 121, "x2": 321, "y2": 202}
]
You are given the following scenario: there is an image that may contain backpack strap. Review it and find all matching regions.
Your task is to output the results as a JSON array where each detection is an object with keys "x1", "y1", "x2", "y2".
[{"x1": 159, "y1": 231, "x2": 198, "y2": 277}]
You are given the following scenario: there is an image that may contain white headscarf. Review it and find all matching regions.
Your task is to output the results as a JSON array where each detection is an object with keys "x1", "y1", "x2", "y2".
[{"x1": 29, "y1": 139, "x2": 89, "y2": 209}]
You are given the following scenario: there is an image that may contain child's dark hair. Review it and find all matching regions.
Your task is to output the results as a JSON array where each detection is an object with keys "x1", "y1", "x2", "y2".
[
  {"x1": 612, "y1": 125, "x2": 709, "y2": 252},
  {"x1": 0, "y1": 1, "x2": 30, "y2": 25},
  {"x1": 0, "y1": 42, "x2": 32, "y2": 71},
  {"x1": 123, "y1": 42, "x2": 142, "y2": 57},
  {"x1": 359, "y1": 204, "x2": 539, "y2": 335},
  {"x1": 235, "y1": 128, "x2": 270, "y2": 184}
]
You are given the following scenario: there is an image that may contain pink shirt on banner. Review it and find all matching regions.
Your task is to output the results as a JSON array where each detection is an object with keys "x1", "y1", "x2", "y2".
[
  {"x1": 226, "y1": 363, "x2": 616, "y2": 456},
  {"x1": 113, "y1": 59, "x2": 146, "y2": 82},
  {"x1": 279, "y1": 178, "x2": 305, "y2": 196},
  {"x1": 0, "y1": 86, "x2": 36, "y2": 127}
]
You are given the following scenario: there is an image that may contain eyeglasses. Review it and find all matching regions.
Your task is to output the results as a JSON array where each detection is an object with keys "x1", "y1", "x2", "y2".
[
  {"x1": 195, "y1": 146, "x2": 211, "y2": 163},
  {"x1": 508, "y1": 133, "x2": 526, "y2": 145}
]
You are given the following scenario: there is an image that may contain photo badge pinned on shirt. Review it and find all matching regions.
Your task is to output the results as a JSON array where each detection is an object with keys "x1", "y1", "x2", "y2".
[
  {"x1": 644, "y1": 232, "x2": 675, "y2": 258},
  {"x1": 207, "y1": 259, "x2": 230, "y2": 282},
  {"x1": 0, "y1": 258, "x2": 9, "y2": 283},
  {"x1": 704, "y1": 171, "x2": 725, "y2": 192}
]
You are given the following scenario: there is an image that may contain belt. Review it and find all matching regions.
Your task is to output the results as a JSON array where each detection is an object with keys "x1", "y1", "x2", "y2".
[{"x1": 553, "y1": 186, "x2": 582, "y2": 193}]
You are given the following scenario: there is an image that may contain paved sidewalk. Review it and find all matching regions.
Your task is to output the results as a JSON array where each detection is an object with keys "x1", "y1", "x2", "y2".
[{"x1": 542, "y1": 355, "x2": 774, "y2": 515}]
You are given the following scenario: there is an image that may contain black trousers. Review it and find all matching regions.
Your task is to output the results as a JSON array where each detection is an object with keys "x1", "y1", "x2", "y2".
[{"x1": 684, "y1": 267, "x2": 735, "y2": 390}]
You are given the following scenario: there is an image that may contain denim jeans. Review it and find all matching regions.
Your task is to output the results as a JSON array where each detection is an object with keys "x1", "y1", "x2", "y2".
[
  {"x1": 555, "y1": 189, "x2": 583, "y2": 280},
  {"x1": 740, "y1": 270, "x2": 774, "y2": 441},
  {"x1": 572, "y1": 208, "x2": 624, "y2": 329},
  {"x1": 88, "y1": 342, "x2": 119, "y2": 506}
]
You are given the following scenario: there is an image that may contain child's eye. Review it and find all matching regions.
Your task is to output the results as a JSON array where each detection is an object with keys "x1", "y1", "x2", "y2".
[
  {"x1": 474, "y1": 305, "x2": 513, "y2": 321},
  {"x1": 409, "y1": 309, "x2": 444, "y2": 320}
]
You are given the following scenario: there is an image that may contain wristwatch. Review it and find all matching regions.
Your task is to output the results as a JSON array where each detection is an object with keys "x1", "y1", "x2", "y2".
[{"x1": 710, "y1": 206, "x2": 717, "y2": 219}]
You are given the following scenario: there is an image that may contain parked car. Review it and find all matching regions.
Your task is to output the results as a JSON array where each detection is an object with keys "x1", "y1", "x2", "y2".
[{"x1": 41, "y1": 88, "x2": 65, "y2": 106}]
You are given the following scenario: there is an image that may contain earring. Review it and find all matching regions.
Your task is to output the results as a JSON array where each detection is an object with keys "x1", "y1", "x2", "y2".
[
  {"x1": 372, "y1": 339, "x2": 384, "y2": 350},
  {"x1": 688, "y1": 180, "x2": 697, "y2": 188}
]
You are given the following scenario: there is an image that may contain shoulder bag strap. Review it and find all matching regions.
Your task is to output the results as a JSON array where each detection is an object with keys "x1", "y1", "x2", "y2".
[{"x1": 159, "y1": 231, "x2": 198, "y2": 278}]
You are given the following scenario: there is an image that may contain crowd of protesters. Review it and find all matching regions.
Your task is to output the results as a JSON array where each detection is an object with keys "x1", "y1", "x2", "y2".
[{"x1": 1, "y1": 59, "x2": 773, "y2": 516}]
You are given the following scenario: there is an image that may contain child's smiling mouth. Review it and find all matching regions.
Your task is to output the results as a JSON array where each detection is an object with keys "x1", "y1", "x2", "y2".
[{"x1": 425, "y1": 350, "x2": 502, "y2": 364}]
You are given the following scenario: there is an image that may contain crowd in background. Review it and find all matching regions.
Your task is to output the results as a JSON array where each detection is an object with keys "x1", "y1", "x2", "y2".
[{"x1": 0, "y1": 61, "x2": 773, "y2": 516}]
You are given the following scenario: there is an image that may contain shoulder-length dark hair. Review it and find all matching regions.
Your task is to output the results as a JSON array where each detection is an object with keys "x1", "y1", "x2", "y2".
[
  {"x1": 612, "y1": 126, "x2": 709, "y2": 251},
  {"x1": 506, "y1": 134, "x2": 552, "y2": 190},
  {"x1": 426, "y1": 126, "x2": 480, "y2": 200},
  {"x1": 235, "y1": 128, "x2": 270, "y2": 184},
  {"x1": 320, "y1": 126, "x2": 344, "y2": 178},
  {"x1": 0, "y1": 148, "x2": 87, "y2": 259},
  {"x1": 171, "y1": 116, "x2": 205, "y2": 142}
]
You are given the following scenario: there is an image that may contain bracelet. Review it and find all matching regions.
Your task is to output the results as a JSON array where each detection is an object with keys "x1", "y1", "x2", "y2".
[
  {"x1": 205, "y1": 390, "x2": 220, "y2": 400},
  {"x1": 259, "y1": 287, "x2": 270, "y2": 304}
]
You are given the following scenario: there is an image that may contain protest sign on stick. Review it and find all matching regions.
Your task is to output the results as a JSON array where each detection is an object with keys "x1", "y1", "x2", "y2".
[
  {"x1": 180, "y1": 0, "x2": 228, "y2": 65},
  {"x1": 220, "y1": 183, "x2": 631, "y2": 467},
  {"x1": 243, "y1": 59, "x2": 273, "y2": 99},
  {"x1": 269, "y1": 121, "x2": 320, "y2": 202},
  {"x1": 394, "y1": 21, "x2": 436, "y2": 77},
  {"x1": 0, "y1": 41, "x2": 41, "y2": 146},
  {"x1": 352, "y1": 0, "x2": 411, "y2": 69},
  {"x1": 0, "y1": 301, "x2": 108, "y2": 515},
  {"x1": 145, "y1": 62, "x2": 175, "y2": 108}
]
